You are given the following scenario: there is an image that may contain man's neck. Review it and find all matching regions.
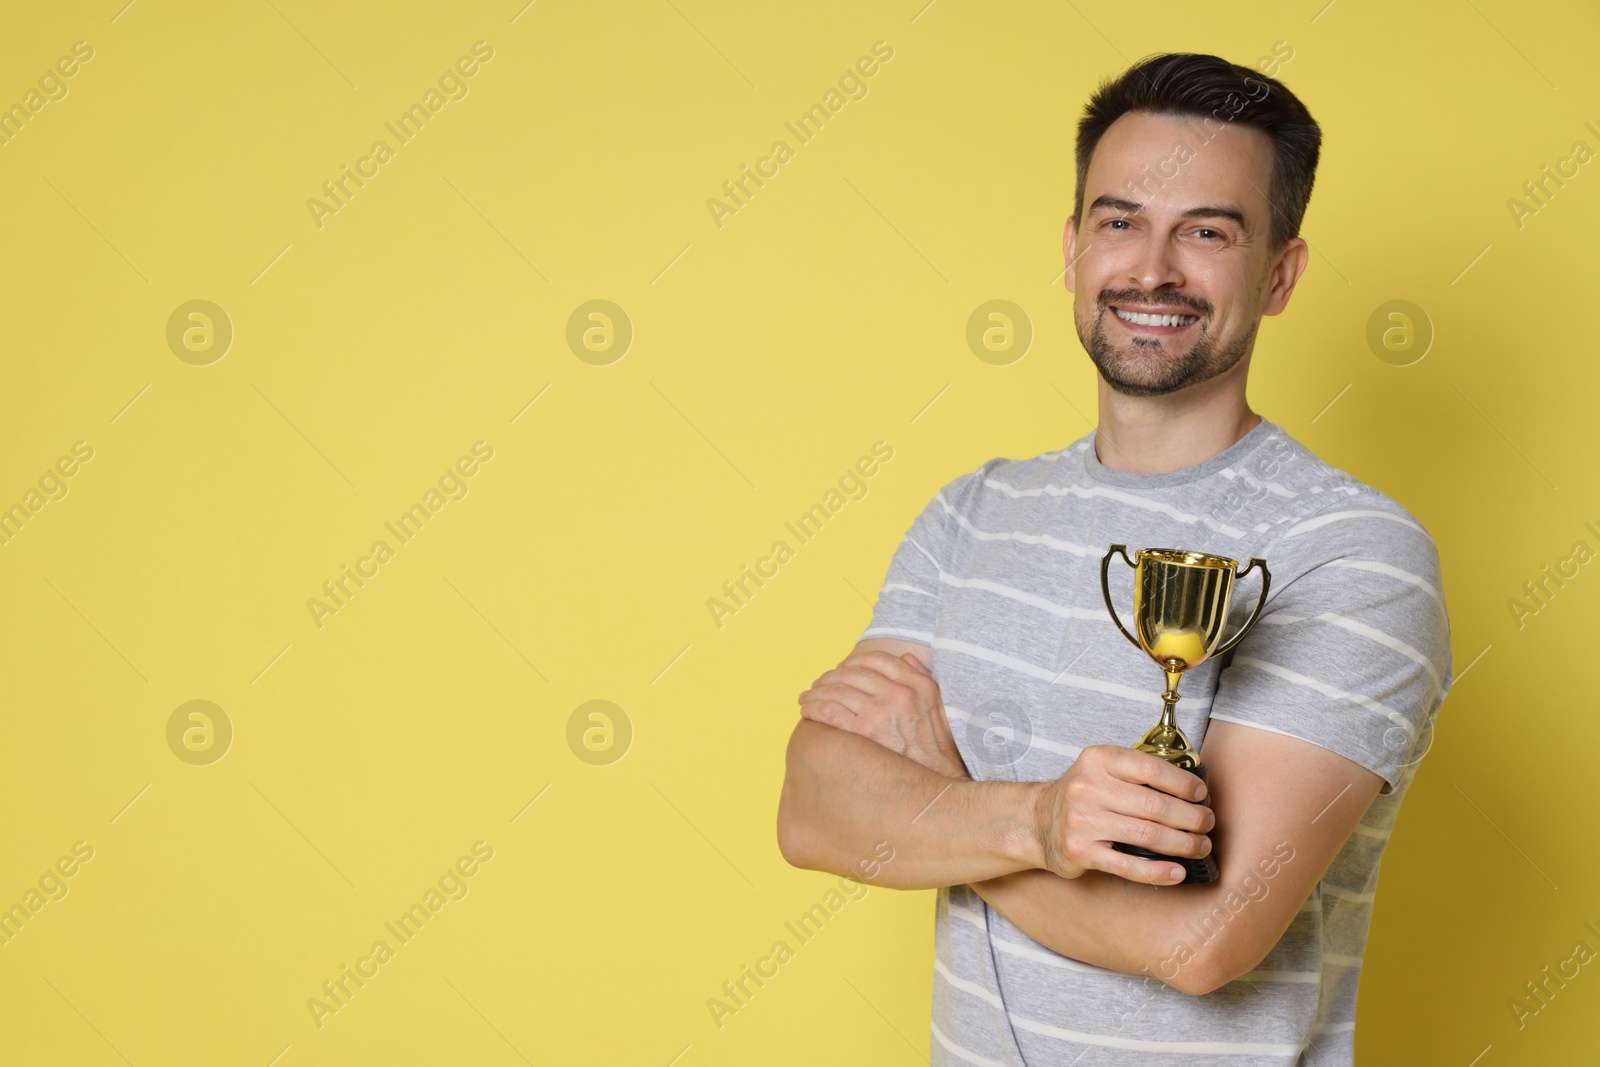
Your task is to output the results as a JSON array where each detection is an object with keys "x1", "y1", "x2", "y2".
[{"x1": 1092, "y1": 383, "x2": 1261, "y2": 477}]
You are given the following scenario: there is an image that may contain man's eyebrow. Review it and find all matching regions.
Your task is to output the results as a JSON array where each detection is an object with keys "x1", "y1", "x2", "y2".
[
  {"x1": 1086, "y1": 195, "x2": 1248, "y2": 228},
  {"x1": 1087, "y1": 196, "x2": 1144, "y2": 216},
  {"x1": 1180, "y1": 204, "x2": 1249, "y2": 228}
]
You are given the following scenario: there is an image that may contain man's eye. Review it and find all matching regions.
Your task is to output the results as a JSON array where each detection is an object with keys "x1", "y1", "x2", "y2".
[
  {"x1": 1104, "y1": 218, "x2": 1132, "y2": 231},
  {"x1": 1195, "y1": 228, "x2": 1224, "y2": 241}
]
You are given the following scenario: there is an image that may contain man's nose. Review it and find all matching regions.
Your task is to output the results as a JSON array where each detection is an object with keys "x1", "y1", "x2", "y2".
[{"x1": 1128, "y1": 230, "x2": 1184, "y2": 294}]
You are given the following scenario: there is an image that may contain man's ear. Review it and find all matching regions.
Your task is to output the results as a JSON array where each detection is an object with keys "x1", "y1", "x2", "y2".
[
  {"x1": 1063, "y1": 215, "x2": 1084, "y2": 294},
  {"x1": 1261, "y1": 236, "x2": 1309, "y2": 316}
]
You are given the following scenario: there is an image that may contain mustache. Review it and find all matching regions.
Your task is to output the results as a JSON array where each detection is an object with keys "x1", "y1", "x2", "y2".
[{"x1": 1099, "y1": 291, "x2": 1212, "y2": 317}]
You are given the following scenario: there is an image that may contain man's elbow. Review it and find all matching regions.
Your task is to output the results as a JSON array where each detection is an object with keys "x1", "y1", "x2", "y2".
[
  {"x1": 1164, "y1": 960, "x2": 1232, "y2": 997},
  {"x1": 776, "y1": 725, "x2": 827, "y2": 871},
  {"x1": 775, "y1": 786, "x2": 816, "y2": 870},
  {"x1": 1160, "y1": 939, "x2": 1269, "y2": 997},
  {"x1": 776, "y1": 718, "x2": 843, "y2": 868}
]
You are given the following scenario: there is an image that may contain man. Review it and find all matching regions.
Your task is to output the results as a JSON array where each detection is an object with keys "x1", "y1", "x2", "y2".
[{"x1": 776, "y1": 52, "x2": 1452, "y2": 1066}]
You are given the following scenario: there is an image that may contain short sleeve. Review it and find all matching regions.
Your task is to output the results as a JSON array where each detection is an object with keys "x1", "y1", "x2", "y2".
[
  {"x1": 1207, "y1": 499, "x2": 1452, "y2": 794},
  {"x1": 857, "y1": 465, "x2": 986, "y2": 647}
]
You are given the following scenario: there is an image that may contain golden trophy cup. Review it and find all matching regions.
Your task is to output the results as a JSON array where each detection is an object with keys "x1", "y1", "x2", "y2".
[{"x1": 1099, "y1": 545, "x2": 1272, "y2": 884}]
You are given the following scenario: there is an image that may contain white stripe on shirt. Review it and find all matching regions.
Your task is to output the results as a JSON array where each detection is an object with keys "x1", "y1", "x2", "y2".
[
  {"x1": 979, "y1": 479, "x2": 1253, "y2": 540},
  {"x1": 1284, "y1": 509, "x2": 1427, "y2": 539},
  {"x1": 1230, "y1": 655, "x2": 1414, "y2": 737},
  {"x1": 1324, "y1": 558, "x2": 1443, "y2": 608}
]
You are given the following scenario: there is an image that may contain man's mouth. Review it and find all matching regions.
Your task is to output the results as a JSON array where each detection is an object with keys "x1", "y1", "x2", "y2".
[{"x1": 1110, "y1": 305, "x2": 1200, "y2": 331}]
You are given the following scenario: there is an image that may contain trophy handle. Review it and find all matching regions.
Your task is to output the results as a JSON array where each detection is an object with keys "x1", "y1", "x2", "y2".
[
  {"x1": 1211, "y1": 558, "x2": 1272, "y2": 658},
  {"x1": 1099, "y1": 544, "x2": 1143, "y2": 650}
]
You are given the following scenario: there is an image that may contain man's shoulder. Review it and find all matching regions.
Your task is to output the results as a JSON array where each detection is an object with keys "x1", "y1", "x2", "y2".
[
  {"x1": 1260, "y1": 422, "x2": 1440, "y2": 531},
  {"x1": 1261, "y1": 424, "x2": 1441, "y2": 559},
  {"x1": 934, "y1": 436, "x2": 1096, "y2": 507}
]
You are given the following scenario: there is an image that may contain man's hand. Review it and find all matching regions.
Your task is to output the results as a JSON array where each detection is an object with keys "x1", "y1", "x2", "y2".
[
  {"x1": 797, "y1": 649, "x2": 969, "y2": 780},
  {"x1": 796, "y1": 651, "x2": 1214, "y2": 885},
  {"x1": 1032, "y1": 746, "x2": 1215, "y2": 885},
  {"x1": 779, "y1": 638, "x2": 1041, "y2": 891}
]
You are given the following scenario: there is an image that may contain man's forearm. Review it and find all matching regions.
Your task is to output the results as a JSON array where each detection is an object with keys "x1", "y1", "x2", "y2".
[
  {"x1": 969, "y1": 722, "x2": 1380, "y2": 997},
  {"x1": 971, "y1": 837, "x2": 1306, "y2": 996},
  {"x1": 781, "y1": 649, "x2": 1368, "y2": 999},
  {"x1": 971, "y1": 869, "x2": 1182, "y2": 983},
  {"x1": 779, "y1": 720, "x2": 1255, "y2": 991},
  {"x1": 777, "y1": 719, "x2": 1042, "y2": 889}
]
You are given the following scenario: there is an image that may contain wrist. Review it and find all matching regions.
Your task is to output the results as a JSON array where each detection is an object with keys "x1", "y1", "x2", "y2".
[
  {"x1": 1026, "y1": 780, "x2": 1054, "y2": 870},
  {"x1": 939, "y1": 756, "x2": 973, "y2": 782},
  {"x1": 977, "y1": 780, "x2": 1050, "y2": 871}
]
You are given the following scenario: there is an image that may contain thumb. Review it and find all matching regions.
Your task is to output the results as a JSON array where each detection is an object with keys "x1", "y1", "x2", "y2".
[{"x1": 901, "y1": 652, "x2": 930, "y2": 673}]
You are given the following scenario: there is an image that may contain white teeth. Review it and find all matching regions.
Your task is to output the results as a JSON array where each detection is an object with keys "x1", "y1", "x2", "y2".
[{"x1": 1114, "y1": 307, "x2": 1198, "y2": 327}]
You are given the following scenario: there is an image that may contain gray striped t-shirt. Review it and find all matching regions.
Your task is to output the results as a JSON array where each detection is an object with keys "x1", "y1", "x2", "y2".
[{"x1": 860, "y1": 415, "x2": 1451, "y2": 1066}]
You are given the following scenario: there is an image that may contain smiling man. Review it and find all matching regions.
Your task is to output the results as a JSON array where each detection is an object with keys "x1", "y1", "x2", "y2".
[{"x1": 777, "y1": 53, "x2": 1452, "y2": 1065}]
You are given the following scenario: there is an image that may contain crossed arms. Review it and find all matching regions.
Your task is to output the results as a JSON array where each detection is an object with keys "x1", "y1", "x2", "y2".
[{"x1": 775, "y1": 637, "x2": 1385, "y2": 996}]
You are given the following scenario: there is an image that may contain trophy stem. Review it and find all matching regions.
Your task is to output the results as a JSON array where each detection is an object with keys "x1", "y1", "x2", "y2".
[
  {"x1": 1133, "y1": 658, "x2": 1199, "y2": 770},
  {"x1": 1117, "y1": 658, "x2": 1217, "y2": 884}
]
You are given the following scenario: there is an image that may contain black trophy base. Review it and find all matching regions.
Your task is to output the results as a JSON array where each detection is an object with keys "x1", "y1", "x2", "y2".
[{"x1": 1110, "y1": 761, "x2": 1217, "y2": 885}]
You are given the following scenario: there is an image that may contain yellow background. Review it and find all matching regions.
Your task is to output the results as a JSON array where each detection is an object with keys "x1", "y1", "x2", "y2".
[{"x1": 0, "y1": 1, "x2": 1594, "y2": 1063}]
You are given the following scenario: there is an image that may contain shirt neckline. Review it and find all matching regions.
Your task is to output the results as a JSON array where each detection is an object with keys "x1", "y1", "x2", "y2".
[{"x1": 1081, "y1": 414, "x2": 1274, "y2": 488}]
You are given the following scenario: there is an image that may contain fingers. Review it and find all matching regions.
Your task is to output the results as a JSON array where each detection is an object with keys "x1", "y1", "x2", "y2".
[
  {"x1": 805, "y1": 665, "x2": 917, "y2": 718},
  {"x1": 1045, "y1": 750, "x2": 1214, "y2": 883},
  {"x1": 1087, "y1": 843, "x2": 1190, "y2": 886},
  {"x1": 1107, "y1": 779, "x2": 1215, "y2": 834},
  {"x1": 804, "y1": 654, "x2": 935, "y2": 723},
  {"x1": 1099, "y1": 746, "x2": 1210, "y2": 803},
  {"x1": 1096, "y1": 811, "x2": 1213, "y2": 861},
  {"x1": 800, "y1": 681, "x2": 873, "y2": 716},
  {"x1": 813, "y1": 664, "x2": 898, "y2": 697},
  {"x1": 900, "y1": 651, "x2": 932, "y2": 673},
  {"x1": 838, "y1": 650, "x2": 935, "y2": 691},
  {"x1": 1070, "y1": 748, "x2": 1213, "y2": 831},
  {"x1": 798, "y1": 698, "x2": 857, "y2": 731},
  {"x1": 1047, "y1": 779, "x2": 1211, "y2": 865}
]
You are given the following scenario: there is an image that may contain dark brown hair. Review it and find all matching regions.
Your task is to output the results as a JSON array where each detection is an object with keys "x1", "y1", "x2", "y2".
[{"x1": 1074, "y1": 52, "x2": 1321, "y2": 251}]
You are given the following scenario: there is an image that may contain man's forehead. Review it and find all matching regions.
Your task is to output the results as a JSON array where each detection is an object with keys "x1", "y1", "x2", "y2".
[{"x1": 1085, "y1": 110, "x2": 1274, "y2": 218}]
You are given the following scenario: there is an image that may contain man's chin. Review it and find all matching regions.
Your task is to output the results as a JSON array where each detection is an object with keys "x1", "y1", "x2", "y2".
[
  {"x1": 1101, "y1": 375, "x2": 1184, "y2": 398},
  {"x1": 1092, "y1": 355, "x2": 1187, "y2": 397}
]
